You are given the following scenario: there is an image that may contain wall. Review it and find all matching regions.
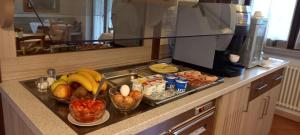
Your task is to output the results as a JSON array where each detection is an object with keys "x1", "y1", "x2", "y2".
[
  {"x1": 0, "y1": 27, "x2": 16, "y2": 59},
  {"x1": 0, "y1": 25, "x2": 17, "y2": 82},
  {"x1": 264, "y1": 47, "x2": 300, "y2": 60}
]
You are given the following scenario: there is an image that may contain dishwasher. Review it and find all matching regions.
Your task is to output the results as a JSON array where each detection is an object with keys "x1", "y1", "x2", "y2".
[{"x1": 138, "y1": 101, "x2": 216, "y2": 135}]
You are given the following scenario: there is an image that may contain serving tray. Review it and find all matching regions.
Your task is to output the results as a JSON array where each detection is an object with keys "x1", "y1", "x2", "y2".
[{"x1": 142, "y1": 77, "x2": 224, "y2": 106}]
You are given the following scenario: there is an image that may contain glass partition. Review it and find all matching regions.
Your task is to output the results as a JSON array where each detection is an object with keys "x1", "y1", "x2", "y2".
[{"x1": 14, "y1": 0, "x2": 239, "y2": 56}]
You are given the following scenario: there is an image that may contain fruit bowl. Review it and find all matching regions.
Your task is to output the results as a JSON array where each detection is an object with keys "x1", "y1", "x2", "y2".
[
  {"x1": 50, "y1": 83, "x2": 72, "y2": 104},
  {"x1": 109, "y1": 86, "x2": 143, "y2": 112},
  {"x1": 69, "y1": 97, "x2": 106, "y2": 123},
  {"x1": 50, "y1": 68, "x2": 108, "y2": 104},
  {"x1": 51, "y1": 94, "x2": 71, "y2": 104}
]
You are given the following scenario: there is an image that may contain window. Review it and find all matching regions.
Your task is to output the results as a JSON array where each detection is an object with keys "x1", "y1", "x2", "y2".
[
  {"x1": 252, "y1": 0, "x2": 297, "y2": 41},
  {"x1": 252, "y1": 0, "x2": 298, "y2": 48},
  {"x1": 92, "y1": 0, "x2": 113, "y2": 40},
  {"x1": 93, "y1": 0, "x2": 104, "y2": 40}
]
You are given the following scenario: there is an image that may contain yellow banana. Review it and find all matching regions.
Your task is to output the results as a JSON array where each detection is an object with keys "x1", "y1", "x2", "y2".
[
  {"x1": 92, "y1": 83, "x2": 99, "y2": 95},
  {"x1": 77, "y1": 68, "x2": 102, "y2": 81},
  {"x1": 68, "y1": 73, "x2": 93, "y2": 92},
  {"x1": 77, "y1": 71, "x2": 98, "y2": 92},
  {"x1": 50, "y1": 79, "x2": 67, "y2": 92},
  {"x1": 59, "y1": 74, "x2": 69, "y2": 82},
  {"x1": 92, "y1": 81, "x2": 108, "y2": 95}
]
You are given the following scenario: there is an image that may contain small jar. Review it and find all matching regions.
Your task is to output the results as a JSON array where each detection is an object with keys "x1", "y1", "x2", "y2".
[
  {"x1": 36, "y1": 77, "x2": 49, "y2": 93},
  {"x1": 47, "y1": 69, "x2": 56, "y2": 85}
]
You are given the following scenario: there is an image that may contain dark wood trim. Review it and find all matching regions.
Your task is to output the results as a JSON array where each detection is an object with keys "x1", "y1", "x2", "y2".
[
  {"x1": 151, "y1": 38, "x2": 160, "y2": 60},
  {"x1": 103, "y1": 0, "x2": 108, "y2": 33},
  {"x1": 0, "y1": 60, "x2": 2, "y2": 82},
  {"x1": 244, "y1": 0, "x2": 252, "y2": 5},
  {"x1": 287, "y1": 0, "x2": 300, "y2": 49},
  {"x1": 0, "y1": 94, "x2": 5, "y2": 135},
  {"x1": 151, "y1": 22, "x2": 162, "y2": 60}
]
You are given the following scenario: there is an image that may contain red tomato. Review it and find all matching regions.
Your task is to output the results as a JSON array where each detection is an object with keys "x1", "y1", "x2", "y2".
[{"x1": 70, "y1": 98, "x2": 106, "y2": 122}]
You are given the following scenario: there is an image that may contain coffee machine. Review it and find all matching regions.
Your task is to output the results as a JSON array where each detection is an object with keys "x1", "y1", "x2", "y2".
[
  {"x1": 172, "y1": 2, "x2": 251, "y2": 77},
  {"x1": 214, "y1": 4, "x2": 251, "y2": 76},
  {"x1": 239, "y1": 11, "x2": 268, "y2": 68}
]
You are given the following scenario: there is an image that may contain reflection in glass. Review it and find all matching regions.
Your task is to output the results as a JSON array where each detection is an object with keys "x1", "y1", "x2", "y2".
[
  {"x1": 13, "y1": 0, "x2": 236, "y2": 56},
  {"x1": 14, "y1": 0, "x2": 180, "y2": 56}
]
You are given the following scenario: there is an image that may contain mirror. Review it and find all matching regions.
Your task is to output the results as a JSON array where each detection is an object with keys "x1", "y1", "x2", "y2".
[
  {"x1": 14, "y1": 0, "x2": 179, "y2": 56},
  {"x1": 13, "y1": 0, "x2": 239, "y2": 56}
]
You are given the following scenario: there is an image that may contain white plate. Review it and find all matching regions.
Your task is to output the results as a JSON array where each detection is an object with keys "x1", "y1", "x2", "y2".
[{"x1": 68, "y1": 110, "x2": 110, "y2": 126}]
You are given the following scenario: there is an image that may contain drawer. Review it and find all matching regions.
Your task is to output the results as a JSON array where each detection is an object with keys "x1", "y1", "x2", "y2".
[
  {"x1": 269, "y1": 68, "x2": 284, "y2": 88},
  {"x1": 249, "y1": 68, "x2": 284, "y2": 101},
  {"x1": 168, "y1": 111, "x2": 215, "y2": 135}
]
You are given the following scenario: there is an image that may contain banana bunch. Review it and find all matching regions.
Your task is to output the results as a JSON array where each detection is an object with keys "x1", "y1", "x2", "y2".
[{"x1": 51, "y1": 68, "x2": 107, "y2": 95}]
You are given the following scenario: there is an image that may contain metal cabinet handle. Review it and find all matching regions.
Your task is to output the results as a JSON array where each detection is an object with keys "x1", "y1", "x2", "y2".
[
  {"x1": 259, "y1": 98, "x2": 267, "y2": 119},
  {"x1": 188, "y1": 126, "x2": 207, "y2": 135},
  {"x1": 274, "y1": 75, "x2": 283, "y2": 81},
  {"x1": 242, "y1": 86, "x2": 251, "y2": 112},
  {"x1": 257, "y1": 84, "x2": 268, "y2": 91},
  {"x1": 171, "y1": 112, "x2": 214, "y2": 135},
  {"x1": 263, "y1": 96, "x2": 270, "y2": 116}
]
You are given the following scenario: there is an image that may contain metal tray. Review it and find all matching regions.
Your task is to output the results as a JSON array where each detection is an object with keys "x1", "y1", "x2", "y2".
[{"x1": 142, "y1": 77, "x2": 224, "y2": 106}]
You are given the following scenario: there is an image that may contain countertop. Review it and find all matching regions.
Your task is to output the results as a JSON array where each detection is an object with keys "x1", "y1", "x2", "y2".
[{"x1": 0, "y1": 58, "x2": 288, "y2": 135}]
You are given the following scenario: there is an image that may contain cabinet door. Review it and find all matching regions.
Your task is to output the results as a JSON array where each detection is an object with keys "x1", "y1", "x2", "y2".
[
  {"x1": 2, "y1": 95, "x2": 37, "y2": 135},
  {"x1": 214, "y1": 84, "x2": 250, "y2": 135},
  {"x1": 241, "y1": 92, "x2": 268, "y2": 135},
  {"x1": 261, "y1": 84, "x2": 281, "y2": 135}
]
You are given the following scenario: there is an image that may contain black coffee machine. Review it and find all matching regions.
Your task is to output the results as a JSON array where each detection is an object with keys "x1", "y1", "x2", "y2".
[
  {"x1": 213, "y1": 5, "x2": 251, "y2": 77},
  {"x1": 172, "y1": 2, "x2": 251, "y2": 77}
]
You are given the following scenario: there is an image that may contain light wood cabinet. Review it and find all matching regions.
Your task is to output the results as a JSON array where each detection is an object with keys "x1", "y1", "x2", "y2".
[
  {"x1": 1, "y1": 94, "x2": 39, "y2": 135},
  {"x1": 242, "y1": 69, "x2": 283, "y2": 135},
  {"x1": 241, "y1": 84, "x2": 281, "y2": 135},
  {"x1": 214, "y1": 68, "x2": 284, "y2": 135},
  {"x1": 241, "y1": 91, "x2": 269, "y2": 135},
  {"x1": 214, "y1": 84, "x2": 250, "y2": 135},
  {"x1": 261, "y1": 84, "x2": 281, "y2": 135}
]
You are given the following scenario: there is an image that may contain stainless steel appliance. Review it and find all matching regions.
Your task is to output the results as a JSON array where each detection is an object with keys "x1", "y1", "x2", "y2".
[
  {"x1": 172, "y1": 2, "x2": 251, "y2": 77},
  {"x1": 138, "y1": 101, "x2": 216, "y2": 135},
  {"x1": 240, "y1": 12, "x2": 268, "y2": 68}
]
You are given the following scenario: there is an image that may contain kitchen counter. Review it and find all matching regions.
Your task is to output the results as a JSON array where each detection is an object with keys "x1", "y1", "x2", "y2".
[{"x1": 0, "y1": 58, "x2": 288, "y2": 135}]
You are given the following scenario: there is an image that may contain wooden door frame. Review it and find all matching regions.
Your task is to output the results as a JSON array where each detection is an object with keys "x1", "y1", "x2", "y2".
[
  {"x1": 244, "y1": 0, "x2": 252, "y2": 5},
  {"x1": 287, "y1": 0, "x2": 300, "y2": 49},
  {"x1": 0, "y1": 94, "x2": 4, "y2": 135}
]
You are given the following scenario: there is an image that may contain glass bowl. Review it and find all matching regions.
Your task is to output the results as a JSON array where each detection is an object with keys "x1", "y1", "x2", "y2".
[
  {"x1": 69, "y1": 97, "x2": 106, "y2": 123},
  {"x1": 109, "y1": 86, "x2": 143, "y2": 112}
]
